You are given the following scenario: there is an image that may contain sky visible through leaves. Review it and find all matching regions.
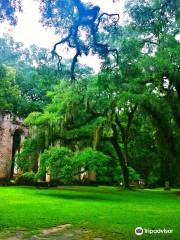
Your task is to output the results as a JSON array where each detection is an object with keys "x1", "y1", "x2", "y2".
[{"x1": 0, "y1": 0, "x2": 126, "y2": 72}]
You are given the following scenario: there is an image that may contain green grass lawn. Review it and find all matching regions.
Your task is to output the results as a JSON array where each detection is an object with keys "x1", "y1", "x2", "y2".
[{"x1": 0, "y1": 186, "x2": 179, "y2": 239}]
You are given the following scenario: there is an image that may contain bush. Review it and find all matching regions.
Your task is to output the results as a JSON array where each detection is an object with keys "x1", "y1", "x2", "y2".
[
  {"x1": 37, "y1": 146, "x2": 73, "y2": 184},
  {"x1": 17, "y1": 171, "x2": 36, "y2": 185},
  {"x1": 16, "y1": 139, "x2": 39, "y2": 172}
]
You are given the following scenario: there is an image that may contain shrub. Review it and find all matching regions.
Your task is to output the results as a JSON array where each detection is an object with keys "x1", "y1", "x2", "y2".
[
  {"x1": 37, "y1": 146, "x2": 73, "y2": 184},
  {"x1": 17, "y1": 171, "x2": 36, "y2": 185}
]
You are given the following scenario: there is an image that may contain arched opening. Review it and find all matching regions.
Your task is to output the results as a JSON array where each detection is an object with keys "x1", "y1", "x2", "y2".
[{"x1": 11, "y1": 129, "x2": 23, "y2": 178}]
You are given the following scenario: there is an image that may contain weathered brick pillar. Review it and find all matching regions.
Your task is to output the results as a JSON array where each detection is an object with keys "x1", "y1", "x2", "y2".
[
  {"x1": 0, "y1": 111, "x2": 28, "y2": 182},
  {"x1": 0, "y1": 112, "x2": 13, "y2": 180}
]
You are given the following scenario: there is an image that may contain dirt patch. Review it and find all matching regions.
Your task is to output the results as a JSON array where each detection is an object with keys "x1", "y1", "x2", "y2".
[
  {"x1": 40, "y1": 224, "x2": 72, "y2": 235},
  {"x1": 0, "y1": 224, "x2": 104, "y2": 240}
]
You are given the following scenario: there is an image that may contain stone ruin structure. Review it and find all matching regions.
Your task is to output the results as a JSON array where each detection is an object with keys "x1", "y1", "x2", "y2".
[
  {"x1": 0, "y1": 111, "x2": 28, "y2": 183},
  {"x1": 0, "y1": 111, "x2": 96, "y2": 185}
]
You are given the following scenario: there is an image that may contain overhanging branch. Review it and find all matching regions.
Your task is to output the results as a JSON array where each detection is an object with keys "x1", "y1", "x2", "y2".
[{"x1": 51, "y1": 0, "x2": 119, "y2": 81}]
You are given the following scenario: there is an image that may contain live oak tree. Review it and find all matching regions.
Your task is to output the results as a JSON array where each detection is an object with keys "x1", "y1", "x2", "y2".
[
  {"x1": 24, "y1": 65, "x2": 140, "y2": 188},
  {"x1": 22, "y1": 0, "x2": 180, "y2": 187},
  {"x1": 1, "y1": 0, "x2": 180, "y2": 188},
  {"x1": 126, "y1": 0, "x2": 180, "y2": 186}
]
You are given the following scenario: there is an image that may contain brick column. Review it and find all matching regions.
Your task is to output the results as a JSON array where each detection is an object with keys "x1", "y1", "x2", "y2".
[{"x1": 0, "y1": 113, "x2": 13, "y2": 180}]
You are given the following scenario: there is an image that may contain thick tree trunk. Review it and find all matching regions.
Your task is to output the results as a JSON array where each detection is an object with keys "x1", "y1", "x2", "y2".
[
  {"x1": 166, "y1": 89, "x2": 180, "y2": 128},
  {"x1": 142, "y1": 101, "x2": 178, "y2": 186},
  {"x1": 111, "y1": 123, "x2": 130, "y2": 188},
  {"x1": 115, "y1": 105, "x2": 137, "y2": 166}
]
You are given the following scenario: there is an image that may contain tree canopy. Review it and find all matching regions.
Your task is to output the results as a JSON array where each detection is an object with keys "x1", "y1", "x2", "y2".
[
  {"x1": 0, "y1": 0, "x2": 179, "y2": 188},
  {"x1": 0, "y1": 0, "x2": 22, "y2": 25}
]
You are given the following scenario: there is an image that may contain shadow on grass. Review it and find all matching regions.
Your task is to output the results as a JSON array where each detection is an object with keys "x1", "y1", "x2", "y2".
[
  {"x1": 37, "y1": 190, "x2": 121, "y2": 202},
  {"x1": 36, "y1": 187, "x2": 174, "y2": 203}
]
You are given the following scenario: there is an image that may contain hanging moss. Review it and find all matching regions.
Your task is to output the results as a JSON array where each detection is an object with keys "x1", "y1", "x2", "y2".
[{"x1": 93, "y1": 125, "x2": 101, "y2": 150}]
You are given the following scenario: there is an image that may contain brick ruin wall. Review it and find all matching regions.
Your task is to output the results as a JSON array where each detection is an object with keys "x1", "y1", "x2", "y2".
[
  {"x1": 0, "y1": 111, "x2": 28, "y2": 181},
  {"x1": 0, "y1": 112, "x2": 96, "y2": 183}
]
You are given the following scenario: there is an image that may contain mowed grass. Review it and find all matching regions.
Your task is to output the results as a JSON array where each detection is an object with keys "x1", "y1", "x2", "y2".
[{"x1": 0, "y1": 186, "x2": 179, "y2": 239}]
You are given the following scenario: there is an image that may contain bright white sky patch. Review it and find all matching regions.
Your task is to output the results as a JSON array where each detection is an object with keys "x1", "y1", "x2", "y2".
[{"x1": 0, "y1": 0, "x2": 59, "y2": 49}]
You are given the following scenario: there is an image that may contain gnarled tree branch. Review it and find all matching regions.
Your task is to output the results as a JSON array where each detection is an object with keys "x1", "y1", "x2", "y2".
[{"x1": 51, "y1": 0, "x2": 119, "y2": 81}]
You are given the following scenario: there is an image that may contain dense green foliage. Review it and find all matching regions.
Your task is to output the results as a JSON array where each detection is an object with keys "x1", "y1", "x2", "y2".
[
  {"x1": 0, "y1": 35, "x2": 60, "y2": 116},
  {"x1": 0, "y1": 64, "x2": 20, "y2": 110},
  {"x1": 0, "y1": 0, "x2": 179, "y2": 188}
]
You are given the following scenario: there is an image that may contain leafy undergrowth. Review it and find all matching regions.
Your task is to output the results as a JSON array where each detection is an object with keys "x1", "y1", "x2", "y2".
[{"x1": 0, "y1": 186, "x2": 179, "y2": 239}]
